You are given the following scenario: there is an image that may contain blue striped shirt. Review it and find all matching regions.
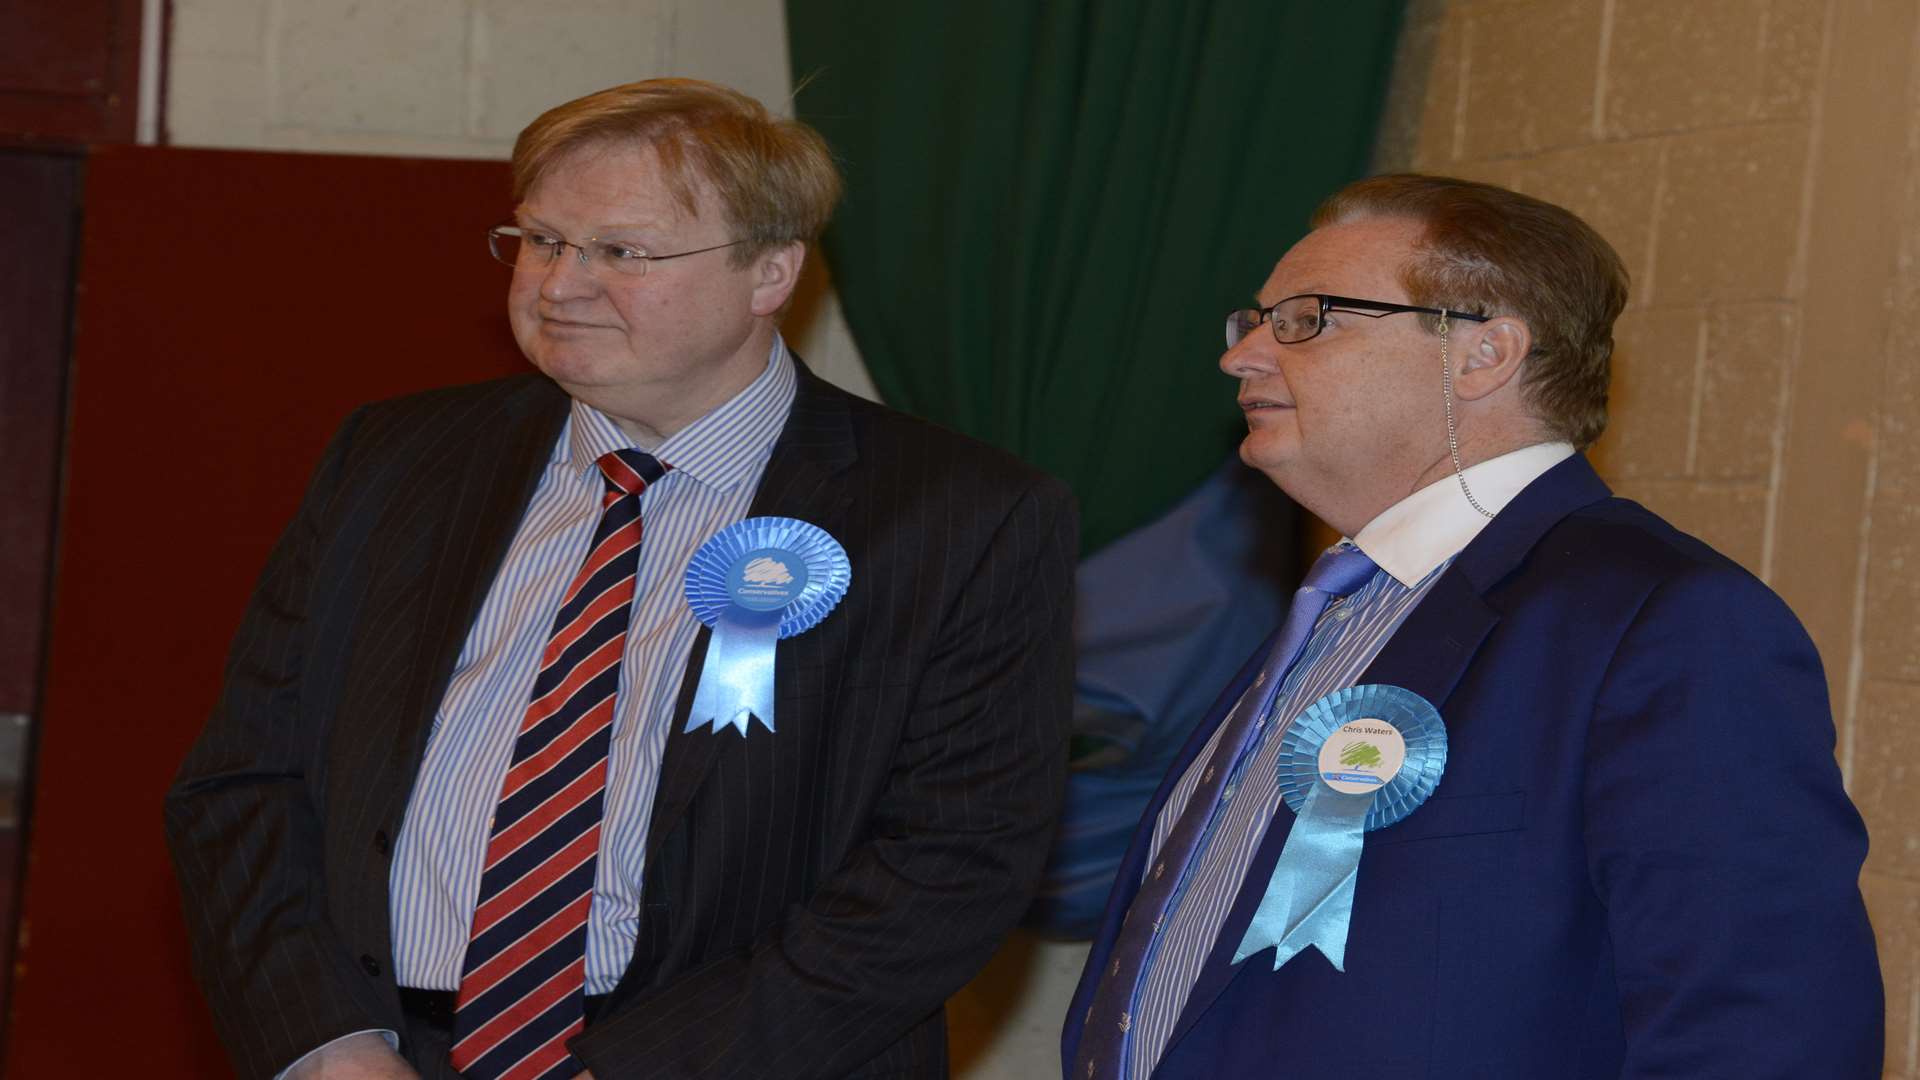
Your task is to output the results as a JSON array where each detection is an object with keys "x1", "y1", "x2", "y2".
[
  {"x1": 1119, "y1": 442, "x2": 1576, "y2": 1078},
  {"x1": 389, "y1": 337, "x2": 797, "y2": 994}
]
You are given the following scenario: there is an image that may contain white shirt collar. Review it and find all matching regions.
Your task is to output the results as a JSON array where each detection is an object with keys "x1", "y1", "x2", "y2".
[
  {"x1": 561, "y1": 335, "x2": 796, "y2": 491},
  {"x1": 1350, "y1": 442, "x2": 1576, "y2": 586}
]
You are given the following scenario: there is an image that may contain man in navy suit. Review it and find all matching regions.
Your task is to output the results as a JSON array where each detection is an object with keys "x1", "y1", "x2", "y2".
[{"x1": 1064, "y1": 175, "x2": 1882, "y2": 1078}]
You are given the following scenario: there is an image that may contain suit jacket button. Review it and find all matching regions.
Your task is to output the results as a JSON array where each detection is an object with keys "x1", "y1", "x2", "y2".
[
  {"x1": 374, "y1": 830, "x2": 391, "y2": 856},
  {"x1": 360, "y1": 955, "x2": 381, "y2": 977}
]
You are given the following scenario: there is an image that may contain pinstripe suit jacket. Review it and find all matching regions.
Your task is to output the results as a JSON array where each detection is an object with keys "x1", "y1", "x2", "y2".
[{"x1": 166, "y1": 364, "x2": 1077, "y2": 1079}]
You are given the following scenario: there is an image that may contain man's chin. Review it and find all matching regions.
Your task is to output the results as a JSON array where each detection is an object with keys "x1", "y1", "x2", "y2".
[
  {"x1": 527, "y1": 348, "x2": 623, "y2": 388},
  {"x1": 1237, "y1": 430, "x2": 1297, "y2": 475}
]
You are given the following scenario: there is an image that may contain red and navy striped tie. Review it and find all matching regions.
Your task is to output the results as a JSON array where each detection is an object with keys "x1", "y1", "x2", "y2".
[{"x1": 450, "y1": 448, "x2": 667, "y2": 1080}]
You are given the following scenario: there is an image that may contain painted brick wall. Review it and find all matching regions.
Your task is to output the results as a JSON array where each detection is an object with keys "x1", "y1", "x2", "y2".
[{"x1": 1377, "y1": 2, "x2": 1918, "y2": 1074}]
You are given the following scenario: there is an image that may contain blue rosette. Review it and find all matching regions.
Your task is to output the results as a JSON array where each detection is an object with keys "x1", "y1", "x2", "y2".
[
  {"x1": 1278, "y1": 684, "x2": 1448, "y2": 831},
  {"x1": 1233, "y1": 684, "x2": 1446, "y2": 972},
  {"x1": 683, "y1": 517, "x2": 851, "y2": 735}
]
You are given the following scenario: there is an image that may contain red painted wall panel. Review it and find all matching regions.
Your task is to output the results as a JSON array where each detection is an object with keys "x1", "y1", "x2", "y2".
[
  {"x1": 0, "y1": 0, "x2": 142, "y2": 143},
  {"x1": 9, "y1": 144, "x2": 526, "y2": 1078}
]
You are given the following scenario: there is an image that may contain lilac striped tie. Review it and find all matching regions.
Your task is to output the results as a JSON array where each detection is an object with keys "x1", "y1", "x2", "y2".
[
  {"x1": 450, "y1": 449, "x2": 666, "y2": 1080},
  {"x1": 1073, "y1": 543, "x2": 1379, "y2": 1080}
]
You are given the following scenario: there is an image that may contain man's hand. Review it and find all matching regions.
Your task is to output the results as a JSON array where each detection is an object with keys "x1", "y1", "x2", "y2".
[{"x1": 283, "y1": 1032, "x2": 419, "y2": 1079}]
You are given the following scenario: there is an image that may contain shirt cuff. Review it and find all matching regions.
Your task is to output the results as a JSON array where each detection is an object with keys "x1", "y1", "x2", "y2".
[{"x1": 274, "y1": 1029, "x2": 401, "y2": 1079}]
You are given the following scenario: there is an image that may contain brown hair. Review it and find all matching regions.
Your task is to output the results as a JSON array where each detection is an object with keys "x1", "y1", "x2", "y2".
[
  {"x1": 512, "y1": 78, "x2": 842, "y2": 265},
  {"x1": 1311, "y1": 174, "x2": 1629, "y2": 448}
]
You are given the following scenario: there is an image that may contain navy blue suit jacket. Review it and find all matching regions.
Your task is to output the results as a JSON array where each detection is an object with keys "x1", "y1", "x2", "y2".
[{"x1": 1064, "y1": 455, "x2": 1882, "y2": 1078}]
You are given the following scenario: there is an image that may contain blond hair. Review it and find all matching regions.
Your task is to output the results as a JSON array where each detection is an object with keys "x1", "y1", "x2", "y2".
[{"x1": 512, "y1": 78, "x2": 842, "y2": 265}]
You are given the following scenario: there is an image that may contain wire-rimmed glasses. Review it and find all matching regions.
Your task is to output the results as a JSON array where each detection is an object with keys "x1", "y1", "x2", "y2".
[{"x1": 487, "y1": 224, "x2": 742, "y2": 277}]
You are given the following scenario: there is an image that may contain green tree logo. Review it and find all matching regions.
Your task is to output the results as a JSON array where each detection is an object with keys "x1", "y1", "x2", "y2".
[{"x1": 1338, "y1": 741, "x2": 1384, "y2": 769}]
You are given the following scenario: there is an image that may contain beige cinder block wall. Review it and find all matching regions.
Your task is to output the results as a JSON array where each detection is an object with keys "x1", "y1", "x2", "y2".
[{"x1": 1374, "y1": 1, "x2": 1918, "y2": 1074}]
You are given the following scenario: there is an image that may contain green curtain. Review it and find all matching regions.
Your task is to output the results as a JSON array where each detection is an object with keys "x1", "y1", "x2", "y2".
[{"x1": 788, "y1": 1, "x2": 1405, "y2": 554}]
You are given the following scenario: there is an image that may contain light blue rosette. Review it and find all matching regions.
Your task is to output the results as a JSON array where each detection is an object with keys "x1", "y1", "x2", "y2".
[
  {"x1": 1232, "y1": 683, "x2": 1446, "y2": 972},
  {"x1": 683, "y1": 517, "x2": 851, "y2": 736}
]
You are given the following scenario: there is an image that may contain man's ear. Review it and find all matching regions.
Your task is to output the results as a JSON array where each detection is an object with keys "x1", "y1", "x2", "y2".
[
  {"x1": 750, "y1": 242, "x2": 806, "y2": 317},
  {"x1": 1452, "y1": 315, "x2": 1532, "y2": 401}
]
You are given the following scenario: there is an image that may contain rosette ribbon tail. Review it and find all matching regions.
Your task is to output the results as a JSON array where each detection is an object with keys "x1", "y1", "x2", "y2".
[
  {"x1": 1232, "y1": 783, "x2": 1374, "y2": 972},
  {"x1": 687, "y1": 608, "x2": 781, "y2": 735}
]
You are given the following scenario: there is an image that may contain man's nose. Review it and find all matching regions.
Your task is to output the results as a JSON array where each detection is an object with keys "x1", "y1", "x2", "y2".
[
  {"x1": 538, "y1": 243, "x2": 599, "y2": 301},
  {"x1": 1219, "y1": 331, "x2": 1279, "y2": 378}
]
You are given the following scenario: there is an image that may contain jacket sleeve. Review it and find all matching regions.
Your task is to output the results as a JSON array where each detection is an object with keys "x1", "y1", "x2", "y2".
[
  {"x1": 1583, "y1": 566, "x2": 1883, "y2": 1077},
  {"x1": 163, "y1": 410, "x2": 398, "y2": 1080},
  {"x1": 571, "y1": 475, "x2": 1079, "y2": 1079}
]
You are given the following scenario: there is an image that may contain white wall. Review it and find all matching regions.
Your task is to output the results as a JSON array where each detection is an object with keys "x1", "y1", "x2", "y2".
[{"x1": 166, "y1": 0, "x2": 873, "y2": 397}]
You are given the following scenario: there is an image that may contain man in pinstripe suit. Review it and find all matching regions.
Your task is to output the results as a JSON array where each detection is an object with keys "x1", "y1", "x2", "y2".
[{"x1": 167, "y1": 79, "x2": 1075, "y2": 1080}]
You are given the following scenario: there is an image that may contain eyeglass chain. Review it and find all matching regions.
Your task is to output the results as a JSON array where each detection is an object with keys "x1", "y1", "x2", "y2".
[{"x1": 1439, "y1": 312, "x2": 1496, "y2": 521}]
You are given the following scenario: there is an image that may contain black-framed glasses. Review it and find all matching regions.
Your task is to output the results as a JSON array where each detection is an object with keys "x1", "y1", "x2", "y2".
[
  {"x1": 1226, "y1": 293, "x2": 1492, "y2": 347},
  {"x1": 488, "y1": 224, "x2": 743, "y2": 278}
]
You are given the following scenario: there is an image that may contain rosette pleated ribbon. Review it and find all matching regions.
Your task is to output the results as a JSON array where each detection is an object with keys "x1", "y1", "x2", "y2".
[
  {"x1": 1233, "y1": 683, "x2": 1446, "y2": 971},
  {"x1": 683, "y1": 517, "x2": 851, "y2": 735}
]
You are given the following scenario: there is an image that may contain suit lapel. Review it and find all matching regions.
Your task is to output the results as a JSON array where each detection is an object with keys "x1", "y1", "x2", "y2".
[
  {"x1": 1353, "y1": 572, "x2": 1500, "y2": 708},
  {"x1": 372, "y1": 378, "x2": 570, "y2": 826},
  {"x1": 644, "y1": 363, "x2": 859, "y2": 865},
  {"x1": 1161, "y1": 574, "x2": 1500, "y2": 1050},
  {"x1": 1063, "y1": 628, "x2": 1279, "y2": 1059},
  {"x1": 1162, "y1": 454, "x2": 1613, "y2": 1051}
]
